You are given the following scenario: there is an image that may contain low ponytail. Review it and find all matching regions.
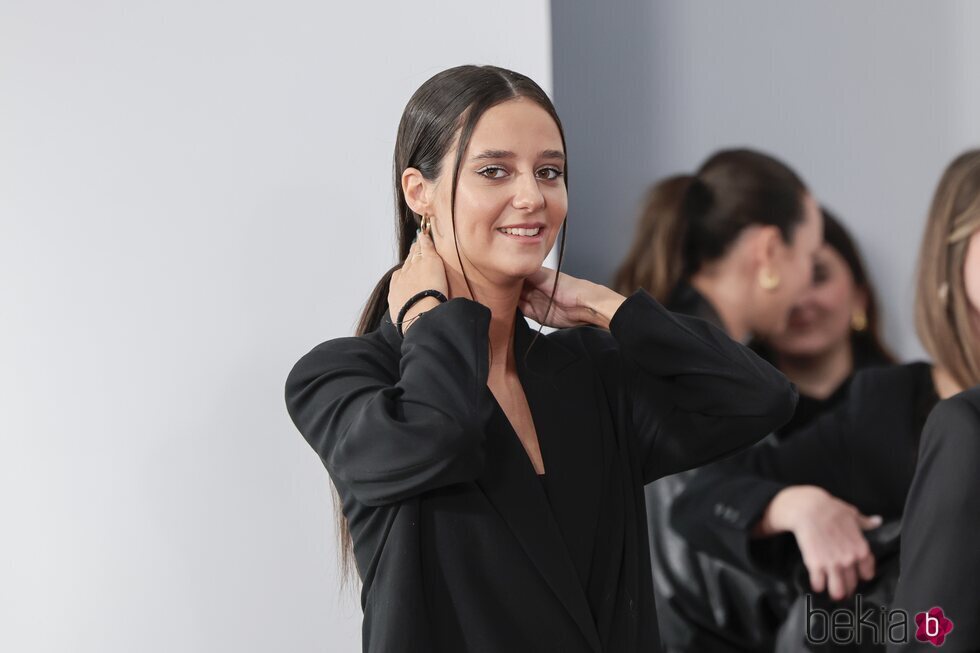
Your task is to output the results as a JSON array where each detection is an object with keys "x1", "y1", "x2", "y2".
[
  {"x1": 614, "y1": 148, "x2": 807, "y2": 304},
  {"x1": 613, "y1": 174, "x2": 711, "y2": 302}
]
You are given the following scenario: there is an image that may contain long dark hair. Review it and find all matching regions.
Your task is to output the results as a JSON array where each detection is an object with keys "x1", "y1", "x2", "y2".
[
  {"x1": 819, "y1": 207, "x2": 896, "y2": 366},
  {"x1": 613, "y1": 149, "x2": 807, "y2": 301},
  {"x1": 337, "y1": 65, "x2": 568, "y2": 585}
]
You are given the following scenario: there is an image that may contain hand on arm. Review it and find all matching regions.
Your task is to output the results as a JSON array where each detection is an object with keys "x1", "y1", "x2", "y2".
[
  {"x1": 758, "y1": 485, "x2": 881, "y2": 600},
  {"x1": 519, "y1": 267, "x2": 625, "y2": 329}
]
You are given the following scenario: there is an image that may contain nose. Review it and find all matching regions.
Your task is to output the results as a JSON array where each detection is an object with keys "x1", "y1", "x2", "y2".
[{"x1": 512, "y1": 171, "x2": 546, "y2": 212}]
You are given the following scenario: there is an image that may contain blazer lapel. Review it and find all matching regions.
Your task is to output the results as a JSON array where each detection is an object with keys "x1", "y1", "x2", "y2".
[{"x1": 476, "y1": 314, "x2": 603, "y2": 653}]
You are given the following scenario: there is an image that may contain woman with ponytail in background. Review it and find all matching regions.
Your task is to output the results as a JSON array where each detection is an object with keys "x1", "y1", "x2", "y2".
[
  {"x1": 671, "y1": 151, "x2": 980, "y2": 652},
  {"x1": 613, "y1": 149, "x2": 823, "y2": 653},
  {"x1": 283, "y1": 67, "x2": 797, "y2": 653}
]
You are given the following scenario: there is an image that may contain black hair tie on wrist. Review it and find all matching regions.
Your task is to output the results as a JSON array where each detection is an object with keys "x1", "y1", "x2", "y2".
[{"x1": 396, "y1": 289, "x2": 448, "y2": 337}]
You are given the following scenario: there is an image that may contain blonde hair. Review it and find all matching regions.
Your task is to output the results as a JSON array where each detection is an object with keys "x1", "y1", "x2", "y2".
[{"x1": 915, "y1": 150, "x2": 980, "y2": 389}]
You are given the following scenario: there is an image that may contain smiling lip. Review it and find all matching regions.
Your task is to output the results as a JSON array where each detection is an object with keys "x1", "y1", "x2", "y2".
[{"x1": 497, "y1": 223, "x2": 546, "y2": 243}]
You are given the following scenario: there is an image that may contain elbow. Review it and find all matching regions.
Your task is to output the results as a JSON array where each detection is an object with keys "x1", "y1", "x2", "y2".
[
  {"x1": 770, "y1": 378, "x2": 799, "y2": 431},
  {"x1": 339, "y1": 423, "x2": 488, "y2": 508},
  {"x1": 754, "y1": 373, "x2": 798, "y2": 433}
]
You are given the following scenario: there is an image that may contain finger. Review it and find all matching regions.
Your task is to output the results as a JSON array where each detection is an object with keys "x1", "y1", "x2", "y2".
[
  {"x1": 859, "y1": 514, "x2": 883, "y2": 530},
  {"x1": 418, "y1": 229, "x2": 436, "y2": 253},
  {"x1": 404, "y1": 239, "x2": 421, "y2": 265},
  {"x1": 827, "y1": 568, "x2": 846, "y2": 601},
  {"x1": 808, "y1": 566, "x2": 826, "y2": 594},
  {"x1": 858, "y1": 552, "x2": 876, "y2": 581},
  {"x1": 841, "y1": 564, "x2": 858, "y2": 598}
]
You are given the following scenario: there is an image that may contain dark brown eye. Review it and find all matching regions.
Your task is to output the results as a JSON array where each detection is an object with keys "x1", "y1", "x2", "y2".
[
  {"x1": 477, "y1": 166, "x2": 507, "y2": 179},
  {"x1": 536, "y1": 167, "x2": 563, "y2": 180}
]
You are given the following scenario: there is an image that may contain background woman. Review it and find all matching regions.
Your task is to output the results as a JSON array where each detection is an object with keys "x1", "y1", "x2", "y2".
[
  {"x1": 755, "y1": 207, "x2": 896, "y2": 437},
  {"x1": 888, "y1": 149, "x2": 980, "y2": 652},
  {"x1": 613, "y1": 149, "x2": 823, "y2": 652},
  {"x1": 672, "y1": 150, "x2": 980, "y2": 652}
]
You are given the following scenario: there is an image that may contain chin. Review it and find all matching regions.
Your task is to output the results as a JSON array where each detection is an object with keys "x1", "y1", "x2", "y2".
[
  {"x1": 772, "y1": 335, "x2": 835, "y2": 358},
  {"x1": 498, "y1": 259, "x2": 548, "y2": 280}
]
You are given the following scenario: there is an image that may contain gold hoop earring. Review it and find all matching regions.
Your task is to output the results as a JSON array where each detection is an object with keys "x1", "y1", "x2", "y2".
[
  {"x1": 758, "y1": 268, "x2": 781, "y2": 291},
  {"x1": 420, "y1": 215, "x2": 432, "y2": 236},
  {"x1": 851, "y1": 309, "x2": 868, "y2": 332}
]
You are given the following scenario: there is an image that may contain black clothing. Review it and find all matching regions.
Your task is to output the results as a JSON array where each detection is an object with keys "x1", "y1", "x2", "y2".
[
  {"x1": 888, "y1": 387, "x2": 980, "y2": 652},
  {"x1": 285, "y1": 289, "x2": 797, "y2": 653},
  {"x1": 648, "y1": 283, "x2": 798, "y2": 653},
  {"x1": 670, "y1": 362, "x2": 938, "y2": 578}
]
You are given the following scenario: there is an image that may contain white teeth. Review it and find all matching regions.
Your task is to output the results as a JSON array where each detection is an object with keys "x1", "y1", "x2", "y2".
[{"x1": 499, "y1": 227, "x2": 541, "y2": 236}]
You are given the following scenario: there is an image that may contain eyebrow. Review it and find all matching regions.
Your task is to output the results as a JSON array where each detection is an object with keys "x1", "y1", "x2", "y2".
[{"x1": 470, "y1": 149, "x2": 566, "y2": 162}]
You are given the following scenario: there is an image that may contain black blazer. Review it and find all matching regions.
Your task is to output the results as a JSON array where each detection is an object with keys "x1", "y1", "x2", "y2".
[
  {"x1": 888, "y1": 387, "x2": 980, "y2": 652},
  {"x1": 670, "y1": 362, "x2": 938, "y2": 578},
  {"x1": 285, "y1": 289, "x2": 797, "y2": 653},
  {"x1": 647, "y1": 283, "x2": 799, "y2": 653}
]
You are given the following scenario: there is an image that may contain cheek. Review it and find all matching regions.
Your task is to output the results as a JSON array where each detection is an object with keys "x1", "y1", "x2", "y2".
[
  {"x1": 963, "y1": 233, "x2": 980, "y2": 313},
  {"x1": 815, "y1": 285, "x2": 855, "y2": 330},
  {"x1": 792, "y1": 255, "x2": 813, "y2": 294},
  {"x1": 451, "y1": 183, "x2": 511, "y2": 231},
  {"x1": 546, "y1": 185, "x2": 568, "y2": 216}
]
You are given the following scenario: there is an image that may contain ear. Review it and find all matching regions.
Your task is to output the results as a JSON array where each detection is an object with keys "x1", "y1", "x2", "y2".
[
  {"x1": 401, "y1": 167, "x2": 433, "y2": 218},
  {"x1": 754, "y1": 225, "x2": 784, "y2": 270}
]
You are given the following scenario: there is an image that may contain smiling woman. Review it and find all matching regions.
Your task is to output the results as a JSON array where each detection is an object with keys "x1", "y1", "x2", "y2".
[{"x1": 283, "y1": 65, "x2": 798, "y2": 653}]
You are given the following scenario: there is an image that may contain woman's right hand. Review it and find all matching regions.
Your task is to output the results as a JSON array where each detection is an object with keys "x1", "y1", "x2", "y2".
[
  {"x1": 758, "y1": 485, "x2": 882, "y2": 601},
  {"x1": 388, "y1": 230, "x2": 449, "y2": 333}
]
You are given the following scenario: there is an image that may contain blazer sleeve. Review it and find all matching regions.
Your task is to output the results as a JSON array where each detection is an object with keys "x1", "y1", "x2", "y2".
[
  {"x1": 607, "y1": 289, "x2": 798, "y2": 482},
  {"x1": 284, "y1": 298, "x2": 495, "y2": 507},
  {"x1": 669, "y1": 372, "x2": 889, "y2": 574},
  {"x1": 889, "y1": 391, "x2": 980, "y2": 652}
]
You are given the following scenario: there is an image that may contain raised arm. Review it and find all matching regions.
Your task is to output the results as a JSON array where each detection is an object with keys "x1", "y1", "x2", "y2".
[
  {"x1": 605, "y1": 288, "x2": 799, "y2": 481},
  {"x1": 285, "y1": 298, "x2": 494, "y2": 507}
]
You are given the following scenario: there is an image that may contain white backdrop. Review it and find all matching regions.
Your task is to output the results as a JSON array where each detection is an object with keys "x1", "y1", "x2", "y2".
[{"x1": 0, "y1": 2, "x2": 551, "y2": 651}]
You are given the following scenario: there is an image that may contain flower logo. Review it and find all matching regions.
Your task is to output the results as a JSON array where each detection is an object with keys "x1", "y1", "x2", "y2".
[{"x1": 915, "y1": 607, "x2": 954, "y2": 646}]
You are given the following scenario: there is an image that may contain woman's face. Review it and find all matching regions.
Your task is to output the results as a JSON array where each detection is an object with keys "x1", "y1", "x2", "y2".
[
  {"x1": 752, "y1": 193, "x2": 823, "y2": 337},
  {"x1": 766, "y1": 244, "x2": 865, "y2": 357},
  {"x1": 425, "y1": 98, "x2": 567, "y2": 285}
]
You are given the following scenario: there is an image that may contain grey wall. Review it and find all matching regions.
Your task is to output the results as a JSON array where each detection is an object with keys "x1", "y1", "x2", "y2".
[
  {"x1": 552, "y1": 0, "x2": 980, "y2": 359},
  {"x1": 0, "y1": 2, "x2": 551, "y2": 651}
]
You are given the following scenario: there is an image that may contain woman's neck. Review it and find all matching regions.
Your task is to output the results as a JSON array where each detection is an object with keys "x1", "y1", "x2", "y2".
[
  {"x1": 689, "y1": 269, "x2": 751, "y2": 341},
  {"x1": 775, "y1": 340, "x2": 853, "y2": 400},
  {"x1": 931, "y1": 365, "x2": 963, "y2": 400},
  {"x1": 445, "y1": 265, "x2": 519, "y2": 375}
]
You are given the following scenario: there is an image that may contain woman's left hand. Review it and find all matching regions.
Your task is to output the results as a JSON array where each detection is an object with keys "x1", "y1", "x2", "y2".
[{"x1": 520, "y1": 267, "x2": 626, "y2": 329}]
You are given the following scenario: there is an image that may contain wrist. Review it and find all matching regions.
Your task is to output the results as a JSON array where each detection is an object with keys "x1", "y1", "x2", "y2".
[
  {"x1": 400, "y1": 296, "x2": 443, "y2": 334},
  {"x1": 762, "y1": 485, "x2": 825, "y2": 535},
  {"x1": 579, "y1": 282, "x2": 626, "y2": 329}
]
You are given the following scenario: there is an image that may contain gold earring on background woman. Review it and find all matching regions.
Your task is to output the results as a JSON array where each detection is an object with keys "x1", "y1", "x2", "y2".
[
  {"x1": 851, "y1": 309, "x2": 868, "y2": 332},
  {"x1": 758, "y1": 268, "x2": 781, "y2": 290},
  {"x1": 420, "y1": 214, "x2": 432, "y2": 236}
]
